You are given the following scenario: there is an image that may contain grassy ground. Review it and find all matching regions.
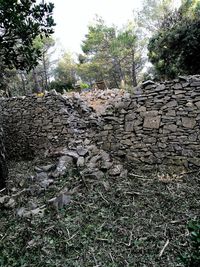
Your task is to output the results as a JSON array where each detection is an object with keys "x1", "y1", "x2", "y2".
[{"x1": 0, "y1": 161, "x2": 199, "y2": 267}]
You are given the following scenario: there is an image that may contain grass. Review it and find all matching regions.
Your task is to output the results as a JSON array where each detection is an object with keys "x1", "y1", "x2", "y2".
[{"x1": 0, "y1": 161, "x2": 199, "y2": 267}]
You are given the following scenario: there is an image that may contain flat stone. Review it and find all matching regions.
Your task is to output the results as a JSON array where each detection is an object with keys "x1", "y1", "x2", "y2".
[
  {"x1": 136, "y1": 106, "x2": 146, "y2": 112},
  {"x1": 77, "y1": 156, "x2": 85, "y2": 167},
  {"x1": 104, "y1": 124, "x2": 113, "y2": 130},
  {"x1": 125, "y1": 112, "x2": 136, "y2": 121},
  {"x1": 163, "y1": 124, "x2": 177, "y2": 132},
  {"x1": 76, "y1": 146, "x2": 88, "y2": 156},
  {"x1": 195, "y1": 101, "x2": 200, "y2": 108},
  {"x1": 191, "y1": 81, "x2": 200, "y2": 87},
  {"x1": 125, "y1": 121, "x2": 134, "y2": 132},
  {"x1": 182, "y1": 117, "x2": 196, "y2": 129},
  {"x1": 143, "y1": 116, "x2": 161, "y2": 129},
  {"x1": 35, "y1": 164, "x2": 55, "y2": 173},
  {"x1": 173, "y1": 83, "x2": 182, "y2": 89},
  {"x1": 162, "y1": 100, "x2": 177, "y2": 109},
  {"x1": 166, "y1": 110, "x2": 176, "y2": 116},
  {"x1": 143, "y1": 110, "x2": 158, "y2": 117},
  {"x1": 155, "y1": 84, "x2": 166, "y2": 91},
  {"x1": 188, "y1": 157, "x2": 200, "y2": 166}
]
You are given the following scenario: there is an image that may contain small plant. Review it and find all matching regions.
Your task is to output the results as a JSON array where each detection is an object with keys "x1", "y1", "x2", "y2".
[
  {"x1": 180, "y1": 220, "x2": 200, "y2": 267},
  {"x1": 80, "y1": 83, "x2": 89, "y2": 89}
]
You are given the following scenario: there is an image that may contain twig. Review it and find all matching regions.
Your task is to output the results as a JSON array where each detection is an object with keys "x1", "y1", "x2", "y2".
[
  {"x1": 129, "y1": 173, "x2": 147, "y2": 178},
  {"x1": 120, "y1": 226, "x2": 134, "y2": 247},
  {"x1": 12, "y1": 189, "x2": 27, "y2": 197},
  {"x1": 109, "y1": 252, "x2": 115, "y2": 263},
  {"x1": 98, "y1": 191, "x2": 109, "y2": 204},
  {"x1": 180, "y1": 170, "x2": 200, "y2": 176},
  {"x1": 159, "y1": 239, "x2": 169, "y2": 257},
  {"x1": 0, "y1": 233, "x2": 7, "y2": 242},
  {"x1": 65, "y1": 232, "x2": 78, "y2": 243},
  {"x1": 0, "y1": 188, "x2": 6, "y2": 193}
]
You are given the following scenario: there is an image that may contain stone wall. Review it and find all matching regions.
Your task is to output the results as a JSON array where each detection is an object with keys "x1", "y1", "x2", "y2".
[
  {"x1": 0, "y1": 92, "x2": 101, "y2": 159},
  {"x1": 98, "y1": 76, "x2": 200, "y2": 167},
  {"x1": 1, "y1": 75, "x2": 200, "y2": 168}
]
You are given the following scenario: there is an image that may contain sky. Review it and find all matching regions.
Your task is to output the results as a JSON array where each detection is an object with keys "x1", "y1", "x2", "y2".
[
  {"x1": 51, "y1": 0, "x2": 145, "y2": 55},
  {"x1": 51, "y1": 0, "x2": 181, "y2": 56}
]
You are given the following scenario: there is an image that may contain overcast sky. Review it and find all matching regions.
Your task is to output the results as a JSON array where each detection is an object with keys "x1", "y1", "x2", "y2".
[{"x1": 51, "y1": 0, "x2": 181, "y2": 56}]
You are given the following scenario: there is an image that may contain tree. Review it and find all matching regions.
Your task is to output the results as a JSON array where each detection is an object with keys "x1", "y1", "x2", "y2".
[
  {"x1": 148, "y1": 0, "x2": 200, "y2": 79},
  {"x1": 31, "y1": 35, "x2": 55, "y2": 93},
  {"x1": 0, "y1": 0, "x2": 55, "y2": 189},
  {"x1": 51, "y1": 52, "x2": 77, "y2": 93},
  {"x1": 0, "y1": 0, "x2": 55, "y2": 70},
  {"x1": 79, "y1": 18, "x2": 142, "y2": 88},
  {"x1": 137, "y1": 0, "x2": 176, "y2": 35}
]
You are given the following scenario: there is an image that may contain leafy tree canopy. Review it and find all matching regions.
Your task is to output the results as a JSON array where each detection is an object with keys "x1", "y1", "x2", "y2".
[
  {"x1": 148, "y1": 0, "x2": 200, "y2": 79},
  {"x1": 0, "y1": 0, "x2": 55, "y2": 71}
]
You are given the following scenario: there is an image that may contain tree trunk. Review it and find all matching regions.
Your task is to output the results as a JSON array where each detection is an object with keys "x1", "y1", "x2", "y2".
[
  {"x1": 131, "y1": 50, "x2": 137, "y2": 87},
  {"x1": 32, "y1": 69, "x2": 41, "y2": 94},
  {"x1": 19, "y1": 71, "x2": 26, "y2": 95},
  {"x1": 42, "y1": 52, "x2": 48, "y2": 91},
  {"x1": 0, "y1": 127, "x2": 8, "y2": 189}
]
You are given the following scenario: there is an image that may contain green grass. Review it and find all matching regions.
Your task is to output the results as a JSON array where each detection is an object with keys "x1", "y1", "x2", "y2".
[{"x1": 0, "y1": 161, "x2": 199, "y2": 267}]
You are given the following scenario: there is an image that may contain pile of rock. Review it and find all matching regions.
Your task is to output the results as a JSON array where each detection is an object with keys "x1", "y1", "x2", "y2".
[{"x1": 47, "y1": 143, "x2": 127, "y2": 181}]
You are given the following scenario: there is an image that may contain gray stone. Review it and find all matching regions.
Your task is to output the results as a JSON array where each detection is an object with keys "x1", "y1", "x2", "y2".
[
  {"x1": 76, "y1": 146, "x2": 88, "y2": 156},
  {"x1": 163, "y1": 124, "x2": 177, "y2": 132},
  {"x1": 162, "y1": 100, "x2": 177, "y2": 109},
  {"x1": 125, "y1": 112, "x2": 136, "y2": 121},
  {"x1": 109, "y1": 164, "x2": 123, "y2": 176},
  {"x1": 143, "y1": 110, "x2": 159, "y2": 117},
  {"x1": 143, "y1": 116, "x2": 161, "y2": 129},
  {"x1": 77, "y1": 156, "x2": 85, "y2": 167},
  {"x1": 173, "y1": 83, "x2": 182, "y2": 90},
  {"x1": 136, "y1": 106, "x2": 146, "y2": 112},
  {"x1": 182, "y1": 117, "x2": 196, "y2": 129},
  {"x1": 35, "y1": 164, "x2": 55, "y2": 173},
  {"x1": 104, "y1": 124, "x2": 113, "y2": 130},
  {"x1": 195, "y1": 101, "x2": 200, "y2": 108},
  {"x1": 125, "y1": 121, "x2": 134, "y2": 132},
  {"x1": 166, "y1": 110, "x2": 176, "y2": 116},
  {"x1": 36, "y1": 172, "x2": 48, "y2": 181},
  {"x1": 49, "y1": 193, "x2": 71, "y2": 209}
]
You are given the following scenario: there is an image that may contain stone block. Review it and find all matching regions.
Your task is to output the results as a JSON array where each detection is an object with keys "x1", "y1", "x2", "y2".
[
  {"x1": 143, "y1": 116, "x2": 161, "y2": 129},
  {"x1": 195, "y1": 101, "x2": 200, "y2": 108},
  {"x1": 163, "y1": 124, "x2": 177, "y2": 132},
  {"x1": 182, "y1": 117, "x2": 196, "y2": 129},
  {"x1": 125, "y1": 121, "x2": 134, "y2": 132},
  {"x1": 162, "y1": 100, "x2": 177, "y2": 109}
]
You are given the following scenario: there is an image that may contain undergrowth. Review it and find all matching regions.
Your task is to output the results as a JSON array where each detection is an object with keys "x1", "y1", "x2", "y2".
[{"x1": 0, "y1": 162, "x2": 199, "y2": 267}]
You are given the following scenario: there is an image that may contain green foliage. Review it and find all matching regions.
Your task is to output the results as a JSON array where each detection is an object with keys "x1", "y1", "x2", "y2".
[
  {"x1": 79, "y1": 82, "x2": 89, "y2": 89},
  {"x1": 79, "y1": 18, "x2": 142, "y2": 87},
  {"x1": 49, "y1": 80, "x2": 73, "y2": 93},
  {"x1": 54, "y1": 52, "x2": 77, "y2": 89},
  {"x1": 180, "y1": 220, "x2": 200, "y2": 267},
  {"x1": 0, "y1": 0, "x2": 55, "y2": 71},
  {"x1": 148, "y1": 0, "x2": 200, "y2": 79}
]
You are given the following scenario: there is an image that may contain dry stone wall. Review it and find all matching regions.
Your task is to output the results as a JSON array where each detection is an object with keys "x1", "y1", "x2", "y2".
[
  {"x1": 1, "y1": 75, "x2": 200, "y2": 168},
  {"x1": 0, "y1": 92, "x2": 101, "y2": 159}
]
